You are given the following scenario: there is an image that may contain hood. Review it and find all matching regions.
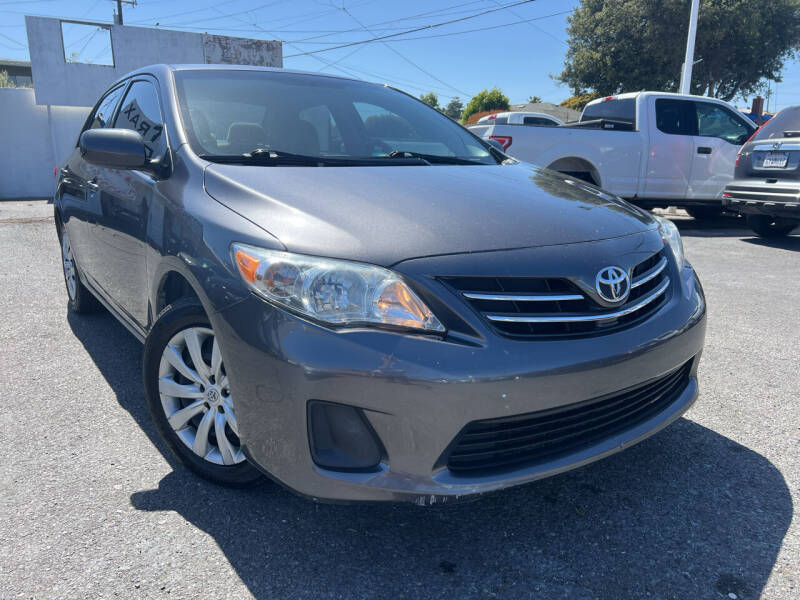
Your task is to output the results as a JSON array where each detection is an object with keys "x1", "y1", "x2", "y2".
[{"x1": 203, "y1": 162, "x2": 656, "y2": 266}]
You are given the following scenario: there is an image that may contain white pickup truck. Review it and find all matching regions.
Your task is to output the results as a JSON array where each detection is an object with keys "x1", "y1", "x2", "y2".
[{"x1": 470, "y1": 92, "x2": 757, "y2": 218}]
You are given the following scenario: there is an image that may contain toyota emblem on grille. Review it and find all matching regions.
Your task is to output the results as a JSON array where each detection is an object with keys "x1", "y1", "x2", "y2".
[{"x1": 595, "y1": 266, "x2": 630, "y2": 304}]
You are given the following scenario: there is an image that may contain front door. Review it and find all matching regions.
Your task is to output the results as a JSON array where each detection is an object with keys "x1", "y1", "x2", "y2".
[
  {"x1": 60, "y1": 84, "x2": 127, "y2": 284},
  {"x1": 688, "y1": 101, "x2": 755, "y2": 200},
  {"x1": 85, "y1": 78, "x2": 167, "y2": 327}
]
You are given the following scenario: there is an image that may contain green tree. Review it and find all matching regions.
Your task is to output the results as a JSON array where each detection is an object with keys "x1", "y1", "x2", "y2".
[
  {"x1": 0, "y1": 70, "x2": 16, "y2": 89},
  {"x1": 443, "y1": 96, "x2": 464, "y2": 120},
  {"x1": 419, "y1": 91, "x2": 439, "y2": 109},
  {"x1": 560, "y1": 92, "x2": 601, "y2": 111},
  {"x1": 559, "y1": 0, "x2": 800, "y2": 101},
  {"x1": 461, "y1": 87, "x2": 510, "y2": 123},
  {"x1": 528, "y1": 95, "x2": 543, "y2": 104}
]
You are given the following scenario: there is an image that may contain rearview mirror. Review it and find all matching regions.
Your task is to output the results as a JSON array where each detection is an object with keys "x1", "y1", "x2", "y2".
[{"x1": 79, "y1": 128, "x2": 147, "y2": 170}]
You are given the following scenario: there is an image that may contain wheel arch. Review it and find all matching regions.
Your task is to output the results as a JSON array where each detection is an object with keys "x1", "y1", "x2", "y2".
[
  {"x1": 545, "y1": 156, "x2": 602, "y2": 187},
  {"x1": 155, "y1": 270, "x2": 200, "y2": 315}
]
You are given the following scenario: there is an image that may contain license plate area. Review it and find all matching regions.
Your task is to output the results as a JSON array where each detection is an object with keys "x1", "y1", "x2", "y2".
[{"x1": 762, "y1": 152, "x2": 788, "y2": 168}]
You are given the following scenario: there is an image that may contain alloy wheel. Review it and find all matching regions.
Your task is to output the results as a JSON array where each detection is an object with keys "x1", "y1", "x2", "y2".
[
  {"x1": 158, "y1": 326, "x2": 244, "y2": 466},
  {"x1": 61, "y1": 230, "x2": 77, "y2": 300}
]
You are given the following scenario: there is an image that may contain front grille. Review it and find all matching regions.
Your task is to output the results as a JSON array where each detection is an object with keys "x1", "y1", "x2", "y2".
[
  {"x1": 445, "y1": 360, "x2": 693, "y2": 473},
  {"x1": 441, "y1": 249, "x2": 670, "y2": 339}
]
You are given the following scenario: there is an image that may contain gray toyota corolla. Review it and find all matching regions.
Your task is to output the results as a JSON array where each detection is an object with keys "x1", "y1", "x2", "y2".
[{"x1": 55, "y1": 65, "x2": 706, "y2": 504}]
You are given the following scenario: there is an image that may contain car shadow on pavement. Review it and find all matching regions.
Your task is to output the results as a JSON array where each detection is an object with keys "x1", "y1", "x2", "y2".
[
  {"x1": 741, "y1": 234, "x2": 800, "y2": 252},
  {"x1": 669, "y1": 216, "x2": 752, "y2": 238},
  {"x1": 69, "y1": 312, "x2": 792, "y2": 600}
]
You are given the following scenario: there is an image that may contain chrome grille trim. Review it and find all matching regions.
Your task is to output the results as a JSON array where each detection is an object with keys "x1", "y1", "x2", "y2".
[
  {"x1": 631, "y1": 256, "x2": 667, "y2": 289},
  {"x1": 486, "y1": 277, "x2": 670, "y2": 324},
  {"x1": 462, "y1": 292, "x2": 584, "y2": 302}
]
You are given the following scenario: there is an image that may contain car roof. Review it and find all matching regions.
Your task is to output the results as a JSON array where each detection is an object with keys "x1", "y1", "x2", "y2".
[
  {"x1": 107, "y1": 63, "x2": 374, "y2": 90},
  {"x1": 478, "y1": 111, "x2": 560, "y2": 122}
]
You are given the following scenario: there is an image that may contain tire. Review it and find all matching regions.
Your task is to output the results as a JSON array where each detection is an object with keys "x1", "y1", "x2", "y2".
[
  {"x1": 143, "y1": 298, "x2": 263, "y2": 487},
  {"x1": 685, "y1": 206, "x2": 723, "y2": 221},
  {"x1": 746, "y1": 214, "x2": 798, "y2": 238},
  {"x1": 59, "y1": 224, "x2": 101, "y2": 314}
]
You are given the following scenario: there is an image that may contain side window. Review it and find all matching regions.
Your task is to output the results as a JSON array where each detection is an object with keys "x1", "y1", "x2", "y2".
[
  {"x1": 114, "y1": 80, "x2": 167, "y2": 160},
  {"x1": 695, "y1": 102, "x2": 752, "y2": 145},
  {"x1": 655, "y1": 99, "x2": 697, "y2": 136},
  {"x1": 523, "y1": 116, "x2": 557, "y2": 126},
  {"x1": 85, "y1": 85, "x2": 125, "y2": 132},
  {"x1": 581, "y1": 98, "x2": 636, "y2": 125}
]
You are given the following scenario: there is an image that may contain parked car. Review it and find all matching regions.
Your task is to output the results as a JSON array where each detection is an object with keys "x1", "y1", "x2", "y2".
[
  {"x1": 722, "y1": 105, "x2": 800, "y2": 237},
  {"x1": 55, "y1": 65, "x2": 706, "y2": 504},
  {"x1": 472, "y1": 92, "x2": 757, "y2": 220},
  {"x1": 472, "y1": 111, "x2": 564, "y2": 128}
]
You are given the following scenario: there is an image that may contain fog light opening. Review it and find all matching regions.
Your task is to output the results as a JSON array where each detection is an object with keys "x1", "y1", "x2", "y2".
[{"x1": 307, "y1": 401, "x2": 384, "y2": 472}]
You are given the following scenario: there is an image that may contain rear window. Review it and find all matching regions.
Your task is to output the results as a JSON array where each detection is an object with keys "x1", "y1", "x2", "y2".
[
  {"x1": 753, "y1": 106, "x2": 800, "y2": 141},
  {"x1": 581, "y1": 98, "x2": 636, "y2": 125},
  {"x1": 523, "y1": 116, "x2": 557, "y2": 126}
]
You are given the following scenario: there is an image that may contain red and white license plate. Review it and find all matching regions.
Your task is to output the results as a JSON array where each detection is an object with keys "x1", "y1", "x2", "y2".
[{"x1": 763, "y1": 152, "x2": 788, "y2": 168}]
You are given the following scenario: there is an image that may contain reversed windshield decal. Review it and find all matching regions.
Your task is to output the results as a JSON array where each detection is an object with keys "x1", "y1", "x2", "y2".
[{"x1": 117, "y1": 98, "x2": 164, "y2": 159}]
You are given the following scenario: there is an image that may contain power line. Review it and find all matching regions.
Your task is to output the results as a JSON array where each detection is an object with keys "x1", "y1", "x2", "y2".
[
  {"x1": 145, "y1": 1, "x2": 283, "y2": 27},
  {"x1": 214, "y1": 7, "x2": 463, "y2": 101},
  {"x1": 338, "y1": 5, "x2": 471, "y2": 97},
  {"x1": 0, "y1": 30, "x2": 26, "y2": 47},
  {"x1": 283, "y1": 0, "x2": 538, "y2": 58},
  {"x1": 291, "y1": 1, "x2": 488, "y2": 42},
  {"x1": 487, "y1": 0, "x2": 568, "y2": 46},
  {"x1": 378, "y1": 9, "x2": 572, "y2": 43}
]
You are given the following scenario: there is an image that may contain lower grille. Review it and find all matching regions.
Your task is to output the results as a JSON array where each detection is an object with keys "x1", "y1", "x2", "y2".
[{"x1": 445, "y1": 360, "x2": 693, "y2": 474}]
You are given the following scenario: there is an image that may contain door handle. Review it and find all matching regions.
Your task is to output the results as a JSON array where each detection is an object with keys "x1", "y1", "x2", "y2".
[
  {"x1": 697, "y1": 147, "x2": 712, "y2": 155},
  {"x1": 85, "y1": 177, "x2": 100, "y2": 191}
]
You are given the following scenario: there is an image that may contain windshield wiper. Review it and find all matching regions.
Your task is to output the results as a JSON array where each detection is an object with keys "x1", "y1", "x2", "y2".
[
  {"x1": 198, "y1": 148, "x2": 487, "y2": 167},
  {"x1": 199, "y1": 148, "x2": 351, "y2": 166},
  {"x1": 386, "y1": 150, "x2": 487, "y2": 165}
]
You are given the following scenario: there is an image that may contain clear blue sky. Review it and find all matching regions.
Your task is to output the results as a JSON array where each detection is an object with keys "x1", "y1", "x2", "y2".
[{"x1": 0, "y1": 0, "x2": 797, "y2": 111}]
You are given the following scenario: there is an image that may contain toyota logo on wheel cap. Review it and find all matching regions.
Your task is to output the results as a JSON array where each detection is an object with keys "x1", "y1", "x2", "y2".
[{"x1": 595, "y1": 266, "x2": 630, "y2": 304}]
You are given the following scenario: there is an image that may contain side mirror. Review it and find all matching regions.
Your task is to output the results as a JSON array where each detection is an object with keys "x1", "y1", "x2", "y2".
[{"x1": 79, "y1": 128, "x2": 147, "y2": 170}]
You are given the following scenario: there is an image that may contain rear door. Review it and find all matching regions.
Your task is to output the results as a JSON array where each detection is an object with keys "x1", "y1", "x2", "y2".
[
  {"x1": 644, "y1": 98, "x2": 696, "y2": 199},
  {"x1": 689, "y1": 100, "x2": 755, "y2": 199}
]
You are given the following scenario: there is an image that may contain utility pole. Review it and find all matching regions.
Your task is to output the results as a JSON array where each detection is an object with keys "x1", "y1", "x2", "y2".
[
  {"x1": 113, "y1": 0, "x2": 137, "y2": 25},
  {"x1": 678, "y1": 0, "x2": 700, "y2": 95}
]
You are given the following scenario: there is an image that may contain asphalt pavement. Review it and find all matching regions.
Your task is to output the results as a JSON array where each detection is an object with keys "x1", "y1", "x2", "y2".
[{"x1": 0, "y1": 200, "x2": 797, "y2": 599}]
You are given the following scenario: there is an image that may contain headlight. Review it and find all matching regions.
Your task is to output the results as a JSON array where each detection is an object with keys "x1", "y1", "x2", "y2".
[
  {"x1": 654, "y1": 215, "x2": 685, "y2": 268},
  {"x1": 232, "y1": 244, "x2": 445, "y2": 332}
]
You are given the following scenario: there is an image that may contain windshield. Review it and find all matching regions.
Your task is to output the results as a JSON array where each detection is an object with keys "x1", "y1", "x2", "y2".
[
  {"x1": 174, "y1": 69, "x2": 497, "y2": 165},
  {"x1": 753, "y1": 106, "x2": 800, "y2": 141}
]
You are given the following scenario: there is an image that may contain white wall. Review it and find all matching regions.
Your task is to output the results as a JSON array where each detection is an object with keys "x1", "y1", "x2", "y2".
[{"x1": 0, "y1": 88, "x2": 89, "y2": 199}]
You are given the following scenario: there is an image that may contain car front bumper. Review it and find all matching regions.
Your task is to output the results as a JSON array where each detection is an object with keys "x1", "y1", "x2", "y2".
[{"x1": 210, "y1": 257, "x2": 706, "y2": 504}]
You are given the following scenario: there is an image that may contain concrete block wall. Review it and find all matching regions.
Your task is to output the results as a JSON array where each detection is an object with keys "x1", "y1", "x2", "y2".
[
  {"x1": 0, "y1": 88, "x2": 89, "y2": 199},
  {"x1": 26, "y1": 16, "x2": 282, "y2": 107}
]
